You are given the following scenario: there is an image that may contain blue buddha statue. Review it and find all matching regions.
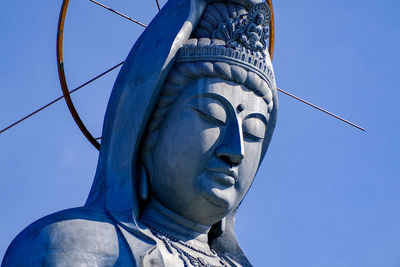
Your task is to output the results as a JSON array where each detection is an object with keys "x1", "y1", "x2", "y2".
[{"x1": 2, "y1": 1, "x2": 277, "y2": 266}]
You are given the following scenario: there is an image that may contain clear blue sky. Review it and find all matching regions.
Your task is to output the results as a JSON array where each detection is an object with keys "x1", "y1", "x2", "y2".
[{"x1": 1, "y1": 0, "x2": 399, "y2": 266}]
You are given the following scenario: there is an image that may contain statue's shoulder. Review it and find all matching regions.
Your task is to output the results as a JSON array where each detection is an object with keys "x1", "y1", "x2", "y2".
[{"x1": 2, "y1": 207, "x2": 129, "y2": 266}]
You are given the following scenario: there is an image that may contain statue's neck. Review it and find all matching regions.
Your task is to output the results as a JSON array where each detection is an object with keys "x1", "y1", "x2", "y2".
[{"x1": 141, "y1": 198, "x2": 211, "y2": 245}]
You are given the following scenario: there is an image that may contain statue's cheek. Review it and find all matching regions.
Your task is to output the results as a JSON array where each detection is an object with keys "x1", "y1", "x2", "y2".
[
  {"x1": 237, "y1": 141, "x2": 263, "y2": 189},
  {"x1": 199, "y1": 126, "x2": 222, "y2": 154}
]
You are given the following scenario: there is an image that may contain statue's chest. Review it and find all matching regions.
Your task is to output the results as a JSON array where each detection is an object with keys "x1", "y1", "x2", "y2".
[{"x1": 143, "y1": 233, "x2": 231, "y2": 267}]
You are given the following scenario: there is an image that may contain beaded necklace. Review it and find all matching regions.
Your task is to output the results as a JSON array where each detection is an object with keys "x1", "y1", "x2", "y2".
[{"x1": 139, "y1": 219, "x2": 229, "y2": 267}]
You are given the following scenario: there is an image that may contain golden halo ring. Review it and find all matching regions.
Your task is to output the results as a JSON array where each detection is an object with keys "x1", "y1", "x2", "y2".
[{"x1": 56, "y1": 0, "x2": 275, "y2": 150}]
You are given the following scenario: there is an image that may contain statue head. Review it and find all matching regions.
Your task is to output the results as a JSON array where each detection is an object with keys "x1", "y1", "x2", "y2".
[
  {"x1": 85, "y1": 0, "x2": 277, "y2": 264},
  {"x1": 141, "y1": 60, "x2": 275, "y2": 226}
]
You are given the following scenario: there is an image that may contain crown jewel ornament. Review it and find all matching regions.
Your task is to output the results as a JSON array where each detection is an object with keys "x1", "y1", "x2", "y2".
[
  {"x1": 212, "y1": 2, "x2": 271, "y2": 53},
  {"x1": 176, "y1": 2, "x2": 274, "y2": 88}
]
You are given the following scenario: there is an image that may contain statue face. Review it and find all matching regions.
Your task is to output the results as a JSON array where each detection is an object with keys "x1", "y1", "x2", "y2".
[{"x1": 147, "y1": 78, "x2": 270, "y2": 226}]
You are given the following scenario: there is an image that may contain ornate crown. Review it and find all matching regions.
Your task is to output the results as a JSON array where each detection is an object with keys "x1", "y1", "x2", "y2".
[{"x1": 176, "y1": 2, "x2": 274, "y2": 87}]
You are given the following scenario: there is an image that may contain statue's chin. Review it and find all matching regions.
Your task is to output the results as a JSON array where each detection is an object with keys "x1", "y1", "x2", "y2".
[
  {"x1": 193, "y1": 172, "x2": 239, "y2": 223},
  {"x1": 201, "y1": 188, "x2": 231, "y2": 210},
  {"x1": 195, "y1": 192, "x2": 235, "y2": 225}
]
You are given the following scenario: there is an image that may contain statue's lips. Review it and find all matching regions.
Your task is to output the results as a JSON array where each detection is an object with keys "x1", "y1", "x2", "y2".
[{"x1": 206, "y1": 168, "x2": 238, "y2": 187}]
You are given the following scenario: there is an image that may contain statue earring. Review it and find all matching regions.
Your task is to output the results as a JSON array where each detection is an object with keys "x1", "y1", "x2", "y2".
[{"x1": 139, "y1": 164, "x2": 149, "y2": 203}]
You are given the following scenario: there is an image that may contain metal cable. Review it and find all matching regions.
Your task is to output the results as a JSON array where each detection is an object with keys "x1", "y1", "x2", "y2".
[
  {"x1": 1, "y1": 0, "x2": 365, "y2": 136},
  {"x1": 277, "y1": 88, "x2": 366, "y2": 131},
  {"x1": 0, "y1": 62, "x2": 124, "y2": 135},
  {"x1": 156, "y1": 0, "x2": 161, "y2": 11},
  {"x1": 89, "y1": 0, "x2": 147, "y2": 28}
]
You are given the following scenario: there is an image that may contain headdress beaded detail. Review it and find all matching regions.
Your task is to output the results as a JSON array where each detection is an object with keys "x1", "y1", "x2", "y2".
[{"x1": 176, "y1": 2, "x2": 274, "y2": 89}]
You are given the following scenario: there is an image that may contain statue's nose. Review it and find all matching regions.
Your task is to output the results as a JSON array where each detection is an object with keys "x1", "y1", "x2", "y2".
[{"x1": 215, "y1": 120, "x2": 244, "y2": 166}]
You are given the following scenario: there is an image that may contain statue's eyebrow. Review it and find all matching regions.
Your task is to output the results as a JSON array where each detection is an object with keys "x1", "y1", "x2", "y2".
[
  {"x1": 243, "y1": 113, "x2": 268, "y2": 126},
  {"x1": 192, "y1": 92, "x2": 233, "y2": 112}
]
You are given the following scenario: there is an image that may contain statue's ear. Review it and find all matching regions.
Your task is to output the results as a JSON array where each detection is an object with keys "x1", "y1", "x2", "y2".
[
  {"x1": 138, "y1": 164, "x2": 149, "y2": 204},
  {"x1": 140, "y1": 130, "x2": 159, "y2": 173},
  {"x1": 138, "y1": 130, "x2": 159, "y2": 206}
]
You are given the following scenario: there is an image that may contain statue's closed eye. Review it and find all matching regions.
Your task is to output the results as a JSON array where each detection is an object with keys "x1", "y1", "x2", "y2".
[
  {"x1": 242, "y1": 117, "x2": 266, "y2": 142},
  {"x1": 191, "y1": 102, "x2": 227, "y2": 126}
]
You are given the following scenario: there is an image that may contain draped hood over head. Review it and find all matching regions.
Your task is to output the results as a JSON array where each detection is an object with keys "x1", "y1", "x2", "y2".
[{"x1": 85, "y1": 0, "x2": 277, "y2": 265}]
